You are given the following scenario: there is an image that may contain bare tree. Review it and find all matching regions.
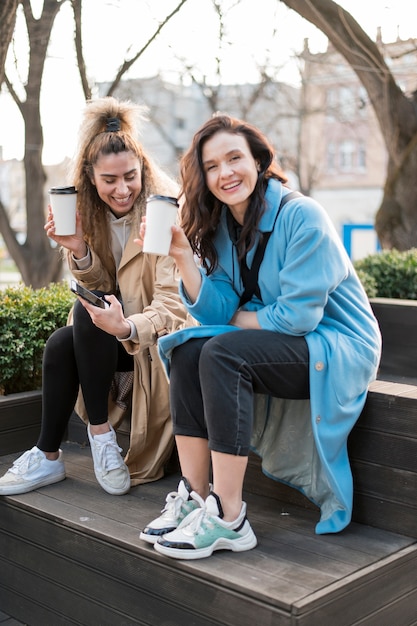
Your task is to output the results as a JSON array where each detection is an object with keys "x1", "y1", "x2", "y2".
[
  {"x1": 0, "y1": 0, "x2": 189, "y2": 287},
  {"x1": 1, "y1": 0, "x2": 63, "y2": 288},
  {"x1": 280, "y1": 0, "x2": 417, "y2": 249},
  {"x1": 0, "y1": 0, "x2": 19, "y2": 86}
]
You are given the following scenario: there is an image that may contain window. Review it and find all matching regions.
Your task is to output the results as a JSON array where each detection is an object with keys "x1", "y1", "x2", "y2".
[
  {"x1": 358, "y1": 86, "x2": 368, "y2": 117},
  {"x1": 357, "y1": 140, "x2": 366, "y2": 169},
  {"x1": 326, "y1": 88, "x2": 338, "y2": 119},
  {"x1": 327, "y1": 142, "x2": 337, "y2": 171},
  {"x1": 339, "y1": 140, "x2": 355, "y2": 171},
  {"x1": 339, "y1": 87, "x2": 355, "y2": 120}
]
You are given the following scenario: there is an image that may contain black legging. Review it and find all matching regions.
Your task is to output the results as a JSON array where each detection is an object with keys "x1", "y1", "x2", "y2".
[{"x1": 37, "y1": 298, "x2": 133, "y2": 452}]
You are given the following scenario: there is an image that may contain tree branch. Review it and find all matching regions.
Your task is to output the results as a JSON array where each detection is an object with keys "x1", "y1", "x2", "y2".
[
  {"x1": 71, "y1": 0, "x2": 91, "y2": 100},
  {"x1": 105, "y1": 0, "x2": 189, "y2": 96}
]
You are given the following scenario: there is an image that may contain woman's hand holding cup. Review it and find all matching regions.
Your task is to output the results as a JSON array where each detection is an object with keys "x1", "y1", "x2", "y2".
[{"x1": 44, "y1": 206, "x2": 87, "y2": 258}]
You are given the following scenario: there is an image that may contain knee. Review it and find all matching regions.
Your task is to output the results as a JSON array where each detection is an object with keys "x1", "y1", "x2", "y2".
[
  {"x1": 171, "y1": 338, "x2": 205, "y2": 372},
  {"x1": 199, "y1": 335, "x2": 227, "y2": 370},
  {"x1": 72, "y1": 298, "x2": 92, "y2": 326},
  {"x1": 44, "y1": 326, "x2": 73, "y2": 363}
]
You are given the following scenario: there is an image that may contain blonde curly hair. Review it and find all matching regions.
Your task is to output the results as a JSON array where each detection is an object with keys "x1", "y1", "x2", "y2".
[{"x1": 67, "y1": 96, "x2": 178, "y2": 291}]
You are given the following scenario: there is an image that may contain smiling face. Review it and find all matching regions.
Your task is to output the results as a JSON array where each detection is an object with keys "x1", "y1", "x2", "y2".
[
  {"x1": 202, "y1": 131, "x2": 259, "y2": 223},
  {"x1": 91, "y1": 150, "x2": 142, "y2": 218}
]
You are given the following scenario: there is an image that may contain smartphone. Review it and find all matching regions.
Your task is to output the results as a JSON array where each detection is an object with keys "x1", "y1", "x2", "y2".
[{"x1": 70, "y1": 279, "x2": 109, "y2": 309}]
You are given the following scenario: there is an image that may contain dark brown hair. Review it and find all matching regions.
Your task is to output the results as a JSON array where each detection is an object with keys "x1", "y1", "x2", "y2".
[{"x1": 179, "y1": 113, "x2": 287, "y2": 274}]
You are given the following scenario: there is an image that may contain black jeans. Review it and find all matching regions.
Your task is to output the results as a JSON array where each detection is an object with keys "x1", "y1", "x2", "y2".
[
  {"x1": 37, "y1": 298, "x2": 133, "y2": 452},
  {"x1": 169, "y1": 330, "x2": 310, "y2": 456}
]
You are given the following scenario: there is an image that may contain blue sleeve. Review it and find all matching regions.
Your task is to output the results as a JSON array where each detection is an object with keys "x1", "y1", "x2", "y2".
[
  {"x1": 256, "y1": 202, "x2": 350, "y2": 334},
  {"x1": 179, "y1": 266, "x2": 240, "y2": 325}
]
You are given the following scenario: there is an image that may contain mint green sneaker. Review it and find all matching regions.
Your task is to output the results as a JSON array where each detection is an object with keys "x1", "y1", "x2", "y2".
[
  {"x1": 153, "y1": 491, "x2": 257, "y2": 560},
  {"x1": 140, "y1": 477, "x2": 203, "y2": 544}
]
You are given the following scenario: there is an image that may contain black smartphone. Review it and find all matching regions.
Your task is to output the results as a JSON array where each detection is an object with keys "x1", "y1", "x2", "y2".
[{"x1": 70, "y1": 279, "x2": 109, "y2": 309}]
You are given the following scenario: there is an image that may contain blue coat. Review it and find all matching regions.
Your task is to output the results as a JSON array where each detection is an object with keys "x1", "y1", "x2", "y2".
[{"x1": 159, "y1": 179, "x2": 382, "y2": 534}]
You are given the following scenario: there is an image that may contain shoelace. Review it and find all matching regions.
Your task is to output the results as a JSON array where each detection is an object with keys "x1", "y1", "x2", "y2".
[
  {"x1": 10, "y1": 449, "x2": 42, "y2": 475},
  {"x1": 94, "y1": 439, "x2": 124, "y2": 472},
  {"x1": 178, "y1": 500, "x2": 213, "y2": 536},
  {"x1": 161, "y1": 490, "x2": 187, "y2": 518},
  {"x1": 161, "y1": 488, "x2": 204, "y2": 518}
]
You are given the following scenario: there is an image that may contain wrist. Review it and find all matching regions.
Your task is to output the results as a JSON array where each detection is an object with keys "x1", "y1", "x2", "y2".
[
  {"x1": 116, "y1": 320, "x2": 134, "y2": 341},
  {"x1": 73, "y1": 245, "x2": 88, "y2": 260}
]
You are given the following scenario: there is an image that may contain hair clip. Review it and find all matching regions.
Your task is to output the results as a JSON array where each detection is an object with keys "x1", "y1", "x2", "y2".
[{"x1": 105, "y1": 117, "x2": 121, "y2": 132}]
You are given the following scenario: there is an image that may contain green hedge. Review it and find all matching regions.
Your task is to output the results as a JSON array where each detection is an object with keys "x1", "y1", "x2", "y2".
[
  {"x1": 0, "y1": 282, "x2": 74, "y2": 395},
  {"x1": 354, "y1": 248, "x2": 417, "y2": 300}
]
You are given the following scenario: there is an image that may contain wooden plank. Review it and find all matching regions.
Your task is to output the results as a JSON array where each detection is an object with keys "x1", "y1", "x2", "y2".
[
  {"x1": 0, "y1": 505, "x2": 292, "y2": 626},
  {"x1": 370, "y1": 299, "x2": 417, "y2": 380},
  {"x1": 1, "y1": 442, "x2": 416, "y2": 623},
  {"x1": 293, "y1": 545, "x2": 417, "y2": 626},
  {"x1": 0, "y1": 391, "x2": 42, "y2": 456},
  {"x1": 350, "y1": 429, "x2": 416, "y2": 473},
  {"x1": 1, "y1": 444, "x2": 414, "y2": 604},
  {"x1": 352, "y1": 493, "x2": 417, "y2": 538},
  {"x1": 351, "y1": 460, "x2": 417, "y2": 507},
  {"x1": 357, "y1": 394, "x2": 417, "y2": 438},
  {"x1": 368, "y1": 378, "x2": 417, "y2": 398}
]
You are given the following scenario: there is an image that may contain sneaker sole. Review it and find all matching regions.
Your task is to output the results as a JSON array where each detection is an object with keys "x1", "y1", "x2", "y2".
[
  {"x1": 0, "y1": 472, "x2": 66, "y2": 496},
  {"x1": 139, "y1": 530, "x2": 164, "y2": 545},
  {"x1": 88, "y1": 426, "x2": 130, "y2": 496},
  {"x1": 154, "y1": 531, "x2": 258, "y2": 560},
  {"x1": 93, "y1": 471, "x2": 130, "y2": 496}
]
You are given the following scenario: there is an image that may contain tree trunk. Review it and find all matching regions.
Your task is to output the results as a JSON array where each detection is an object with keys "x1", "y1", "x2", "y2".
[
  {"x1": 1, "y1": 0, "x2": 64, "y2": 287},
  {"x1": 1, "y1": 0, "x2": 190, "y2": 286},
  {"x1": 280, "y1": 0, "x2": 417, "y2": 250}
]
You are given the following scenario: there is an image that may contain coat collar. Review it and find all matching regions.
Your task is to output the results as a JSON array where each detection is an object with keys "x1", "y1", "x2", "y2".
[{"x1": 258, "y1": 179, "x2": 284, "y2": 232}]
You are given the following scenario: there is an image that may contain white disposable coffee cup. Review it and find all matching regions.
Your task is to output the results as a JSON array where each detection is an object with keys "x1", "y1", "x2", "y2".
[
  {"x1": 143, "y1": 195, "x2": 179, "y2": 255},
  {"x1": 49, "y1": 186, "x2": 78, "y2": 236}
]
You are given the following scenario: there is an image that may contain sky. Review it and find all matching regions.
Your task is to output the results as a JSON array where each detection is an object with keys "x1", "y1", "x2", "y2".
[{"x1": 0, "y1": 0, "x2": 415, "y2": 164}]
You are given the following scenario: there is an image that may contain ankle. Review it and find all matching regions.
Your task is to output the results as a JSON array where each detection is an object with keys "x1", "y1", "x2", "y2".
[
  {"x1": 44, "y1": 451, "x2": 59, "y2": 461},
  {"x1": 189, "y1": 482, "x2": 210, "y2": 500},
  {"x1": 213, "y1": 492, "x2": 242, "y2": 522},
  {"x1": 90, "y1": 422, "x2": 110, "y2": 436}
]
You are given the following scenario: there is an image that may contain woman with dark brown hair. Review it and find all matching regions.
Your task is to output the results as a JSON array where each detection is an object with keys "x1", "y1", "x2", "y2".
[{"x1": 138, "y1": 113, "x2": 381, "y2": 560}]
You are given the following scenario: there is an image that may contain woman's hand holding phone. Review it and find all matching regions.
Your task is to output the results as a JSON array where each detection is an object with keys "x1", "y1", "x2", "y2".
[{"x1": 71, "y1": 281, "x2": 131, "y2": 339}]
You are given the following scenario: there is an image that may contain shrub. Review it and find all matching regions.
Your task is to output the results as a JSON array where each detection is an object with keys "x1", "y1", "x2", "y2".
[
  {"x1": 354, "y1": 248, "x2": 417, "y2": 300},
  {"x1": 0, "y1": 282, "x2": 74, "y2": 395}
]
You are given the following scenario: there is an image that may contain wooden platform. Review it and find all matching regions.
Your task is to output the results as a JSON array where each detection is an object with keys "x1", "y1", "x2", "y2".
[{"x1": 0, "y1": 443, "x2": 416, "y2": 626}]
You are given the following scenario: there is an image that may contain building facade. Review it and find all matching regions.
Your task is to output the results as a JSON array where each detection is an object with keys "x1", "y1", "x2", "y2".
[{"x1": 299, "y1": 30, "x2": 417, "y2": 258}]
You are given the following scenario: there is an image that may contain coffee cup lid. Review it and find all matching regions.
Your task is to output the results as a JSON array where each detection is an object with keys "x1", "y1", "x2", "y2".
[
  {"x1": 147, "y1": 195, "x2": 178, "y2": 206},
  {"x1": 49, "y1": 186, "x2": 77, "y2": 194}
]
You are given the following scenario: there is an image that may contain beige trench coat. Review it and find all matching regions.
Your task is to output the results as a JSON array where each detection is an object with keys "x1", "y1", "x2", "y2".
[{"x1": 69, "y1": 232, "x2": 195, "y2": 486}]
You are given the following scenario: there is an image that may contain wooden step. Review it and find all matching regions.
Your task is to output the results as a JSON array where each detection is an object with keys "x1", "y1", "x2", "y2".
[
  {"x1": 223, "y1": 378, "x2": 417, "y2": 540},
  {"x1": 0, "y1": 391, "x2": 42, "y2": 456},
  {"x1": 0, "y1": 443, "x2": 416, "y2": 626},
  {"x1": 349, "y1": 378, "x2": 417, "y2": 537}
]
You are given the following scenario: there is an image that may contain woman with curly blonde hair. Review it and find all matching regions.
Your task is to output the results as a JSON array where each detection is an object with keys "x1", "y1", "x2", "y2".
[{"x1": 0, "y1": 97, "x2": 190, "y2": 497}]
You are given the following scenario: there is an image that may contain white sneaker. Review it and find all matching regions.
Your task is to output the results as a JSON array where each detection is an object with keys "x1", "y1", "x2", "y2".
[
  {"x1": 140, "y1": 477, "x2": 203, "y2": 544},
  {"x1": 0, "y1": 447, "x2": 66, "y2": 495},
  {"x1": 154, "y1": 491, "x2": 257, "y2": 560},
  {"x1": 87, "y1": 424, "x2": 130, "y2": 495}
]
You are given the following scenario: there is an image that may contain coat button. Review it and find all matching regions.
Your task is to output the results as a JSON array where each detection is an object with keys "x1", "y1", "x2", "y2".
[
  {"x1": 315, "y1": 361, "x2": 324, "y2": 371},
  {"x1": 316, "y1": 415, "x2": 321, "y2": 424}
]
